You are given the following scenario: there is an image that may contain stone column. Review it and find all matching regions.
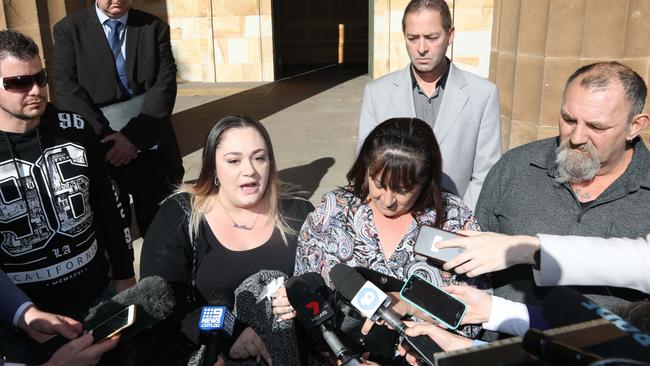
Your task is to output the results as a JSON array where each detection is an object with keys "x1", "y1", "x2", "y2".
[{"x1": 491, "y1": 0, "x2": 650, "y2": 150}]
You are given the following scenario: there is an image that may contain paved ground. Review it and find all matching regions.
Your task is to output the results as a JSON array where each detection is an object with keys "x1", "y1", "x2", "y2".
[{"x1": 133, "y1": 65, "x2": 370, "y2": 276}]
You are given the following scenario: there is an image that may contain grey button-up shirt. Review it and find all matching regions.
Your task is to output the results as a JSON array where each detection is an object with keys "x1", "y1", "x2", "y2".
[
  {"x1": 410, "y1": 60, "x2": 450, "y2": 128},
  {"x1": 476, "y1": 137, "x2": 650, "y2": 308}
]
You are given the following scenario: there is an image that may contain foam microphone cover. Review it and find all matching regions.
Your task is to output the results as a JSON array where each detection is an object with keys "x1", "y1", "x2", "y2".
[
  {"x1": 354, "y1": 267, "x2": 404, "y2": 293},
  {"x1": 330, "y1": 264, "x2": 366, "y2": 301},
  {"x1": 208, "y1": 287, "x2": 235, "y2": 307},
  {"x1": 228, "y1": 269, "x2": 300, "y2": 366},
  {"x1": 28, "y1": 276, "x2": 176, "y2": 365},
  {"x1": 285, "y1": 272, "x2": 332, "y2": 308},
  {"x1": 83, "y1": 275, "x2": 176, "y2": 339}
]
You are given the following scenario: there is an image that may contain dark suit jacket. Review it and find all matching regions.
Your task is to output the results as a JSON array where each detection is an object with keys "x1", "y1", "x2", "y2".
[
  {"x1": 52, "y1": 6, "x2": 183, "y2": 180},
  {"x1": 0, "y1": 269, "x2": 30, "y2": 326}
]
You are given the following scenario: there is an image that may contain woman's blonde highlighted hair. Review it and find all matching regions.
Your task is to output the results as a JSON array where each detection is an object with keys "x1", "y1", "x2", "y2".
[{"x1": 178, "y1": 115, "x2": 296, "y2": 244}]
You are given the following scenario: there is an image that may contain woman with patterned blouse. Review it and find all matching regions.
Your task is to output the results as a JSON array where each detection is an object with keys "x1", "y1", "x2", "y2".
[{"x1": 294, "y1": 117, "x2": 490, "y2": 297}]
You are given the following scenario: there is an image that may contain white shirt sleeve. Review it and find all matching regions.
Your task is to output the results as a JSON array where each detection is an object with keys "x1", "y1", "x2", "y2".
[{"x1": 482, "y1": 295, "x2": 530, "y2": 336}]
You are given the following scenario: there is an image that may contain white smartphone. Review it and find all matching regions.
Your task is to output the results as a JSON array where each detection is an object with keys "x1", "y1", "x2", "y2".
[
  {"x1": 413, "y1": 225, "x2": 464, "y2": 265},
  {"x1": 89, "y1": 304, "x2": 136, "y2": 343}
]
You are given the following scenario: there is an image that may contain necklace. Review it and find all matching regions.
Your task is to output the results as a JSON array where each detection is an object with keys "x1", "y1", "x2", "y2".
[{"x1": 216, "y1": 199, "x2": 260, "y2": 231}]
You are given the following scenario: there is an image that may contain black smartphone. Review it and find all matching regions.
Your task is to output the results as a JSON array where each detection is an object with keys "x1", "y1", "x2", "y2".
[
  {"x1": 89, "y1": 304, "x2": 136, "y2": 343},
  {"x1": 400, "y1": 275, "x2": 466, "y2": 329},
  {"x1": 413, "y1": 225, "x2": 464, "y2": 265}
]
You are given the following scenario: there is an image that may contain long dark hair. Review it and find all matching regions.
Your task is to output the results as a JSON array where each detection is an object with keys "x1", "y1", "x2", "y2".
[
  {"x1": 179, "y1": 115, "x2": 293, "y2": 242},
  {"x1": 347, "y1": 118, "x2": 445, "y2": 226}
]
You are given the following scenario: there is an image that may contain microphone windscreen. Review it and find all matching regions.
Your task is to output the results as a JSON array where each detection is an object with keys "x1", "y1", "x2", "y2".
[
  {"x1": 34, "y1": 276, "x2": 176, "y2": 365},
  {"x1": 297, "y1": 272, "x2": 329, "y2": 293},
  {"x1": 231, "y1": 269, "x2": 301, "y2": 366},
  {"x1": 354, "y1": 267, "x2": 404, "y2": 293},
  {"x1": 84, "y1": 275, "x2": 175, "y2": 339},
  {"x1": 207, "y1": 287, "x2": 234, "y2": 308},
  {"x1": 330, "y1": 264, "x2": 366, "y2": 300},
  {"x1": 542, "y1": 287, "x2": 600, "y2": 328},
  {"x1": 285, "y1": 275, "x2": 314, "y2": 307}
]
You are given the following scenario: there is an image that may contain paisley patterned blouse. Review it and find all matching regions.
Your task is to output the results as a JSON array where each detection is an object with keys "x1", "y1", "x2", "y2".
[{"x1": 295, "y1": 187, "x2": 490, "y2": 292}]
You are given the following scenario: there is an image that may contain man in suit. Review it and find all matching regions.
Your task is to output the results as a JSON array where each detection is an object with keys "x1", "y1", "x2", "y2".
[
  {"x1": 358, "y1": 0, "x2": 501, "y2": 211},
  {"x1": 52, "y1": 0, "x2": 184, "y2": 237}
]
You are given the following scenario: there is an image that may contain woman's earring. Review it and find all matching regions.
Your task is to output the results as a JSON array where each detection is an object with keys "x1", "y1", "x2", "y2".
[{"x1": 214, "y1": 177, "x2": 220, "y2": 187}]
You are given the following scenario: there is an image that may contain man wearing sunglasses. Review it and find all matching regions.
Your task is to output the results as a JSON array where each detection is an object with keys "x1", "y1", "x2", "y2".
[
  {"x1": 52, "y1": 0, "x2": 184, "y2": 239},
  {"x1": 0, "y1": 30, "x2": 134, "y2": 365}
]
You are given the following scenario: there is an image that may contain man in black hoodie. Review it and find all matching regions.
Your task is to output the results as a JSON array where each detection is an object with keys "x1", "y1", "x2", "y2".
[{"x1": 0, "y1": 30, "x2": 135, "y2": 362}]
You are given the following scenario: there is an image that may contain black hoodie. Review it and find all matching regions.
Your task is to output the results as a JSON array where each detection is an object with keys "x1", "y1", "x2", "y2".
[{"x1": 0, "y1": 104, "x2": 134, "y2": 316}]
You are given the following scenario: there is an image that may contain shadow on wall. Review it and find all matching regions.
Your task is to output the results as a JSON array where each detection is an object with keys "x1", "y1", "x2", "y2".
[{"x1": 279, "y1": 157, "x2": 336, "y2": 200}]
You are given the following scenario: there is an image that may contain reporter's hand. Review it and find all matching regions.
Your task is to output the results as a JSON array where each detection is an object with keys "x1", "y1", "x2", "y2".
[
  {"x1": 229, "y1": 327, "x2": 272, "y2": 365},
  {"x1": 441, "y1": 285, "x2": 491, "y2": 325},
  {"x1": 111, "y1": 277, "x2": 136, "y2": 293},
  {"x1": 42, "y1": 333, "x2": 118, "y2": 366},
  {"x1": 19, "y1": 306, "x2": 82, "y2": 343},
  {"x1": 212, "y1": 356, "x2": 224, "y2": 366},
  {"x1": 271, "y1": 286, "x2": 295, "y2": 321},
  {"x1": 101, "y1": 132, "x2": 138, "y2": 167},
  {"x1": 398, "y1": 321, "x2": 472, "y2": 362},
  {"x1": 438, "y1": 230, "x2": 539, "y2": 277}
]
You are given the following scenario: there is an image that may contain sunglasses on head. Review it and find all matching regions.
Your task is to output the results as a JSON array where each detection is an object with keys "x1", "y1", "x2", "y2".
[{"x1": 0, "y1": 69, "x2": 48, "y2": 92}]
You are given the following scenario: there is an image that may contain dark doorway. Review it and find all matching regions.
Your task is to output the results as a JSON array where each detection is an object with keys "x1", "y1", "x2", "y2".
[{"x1": 272, "y1": 0, "x2": 368, "y2": 80}]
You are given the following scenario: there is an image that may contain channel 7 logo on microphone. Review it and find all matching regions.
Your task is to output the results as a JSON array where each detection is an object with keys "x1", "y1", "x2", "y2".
[{"x1": 351, "y1": 282, "x2": 388, "y2": 320}]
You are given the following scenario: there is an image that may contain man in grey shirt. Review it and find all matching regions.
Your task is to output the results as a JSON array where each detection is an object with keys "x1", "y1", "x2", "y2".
[
  {"x1": 476, "y1": 61, "x2": 650, "y2": 308},
  {"x1": 357, "y1": 0, "x2": 501, "y2": 211}
]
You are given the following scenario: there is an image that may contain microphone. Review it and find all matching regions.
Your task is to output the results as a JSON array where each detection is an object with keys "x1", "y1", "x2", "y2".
[
  {"x1": 285, "y1": 273, "x2": 362, "y2": 366},
  {"x1": 330, "y1": 264, "x2": 441, "y2": 366},
  {"x1": 233, "y1": 269, "x2": 301, "y2": 365},
  {"x1": 354, "y1": 267, "x2": 404, "y2": 293},
  {"x1": 541, "y1": 287, "x2": 650, "y2": 360},
  {"x1": 84, "y1": 275, "x2": 175, "y2": 337},
  {"x1": 199, "y1": 288, "x2": 237, "y2": 366},
  {"x1": 35, "y1": 276, "x2": 175, "y2": 364}
]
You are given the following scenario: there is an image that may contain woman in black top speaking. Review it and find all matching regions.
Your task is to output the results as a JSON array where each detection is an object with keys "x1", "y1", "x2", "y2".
[{"x1": 140, "y1": 115, "x2": 313, "y2": 365}]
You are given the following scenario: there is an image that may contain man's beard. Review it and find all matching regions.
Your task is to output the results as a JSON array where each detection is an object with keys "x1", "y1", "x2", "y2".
[{"x1": 554, "y1": 140, "x2": 601, "y2": 184}]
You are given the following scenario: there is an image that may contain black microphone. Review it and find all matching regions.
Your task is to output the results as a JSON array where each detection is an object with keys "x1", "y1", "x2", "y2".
[
  {"x1": 330, "y1": 264, "x2": 441, "y2": 366},
  {"x1": 286, "y1": 273, "x2": 362, "y2": 366},
  {"x1": 36, "y1": 275, "x2": 175, "y2": 364},
  {"x1": 84, "y1": 275, "x2": 175, "y2": 337},
  {"x1": 354, "y1": 267, "x2": 404, "y2": 293},
  {"x1": 541, "y1": 287, "x2": 650, "y2": 361},
  {"x1": 199, "y1": 288, "x2": 237, "y2": 366}
]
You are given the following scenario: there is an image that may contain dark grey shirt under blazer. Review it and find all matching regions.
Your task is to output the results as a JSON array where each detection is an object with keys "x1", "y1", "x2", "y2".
[
  {"x1": 410, "y1": 62, "x2": 450, "y2": 129},
  {"x1": 476, "y1": 136, "x2": 650, "y2": 308}
]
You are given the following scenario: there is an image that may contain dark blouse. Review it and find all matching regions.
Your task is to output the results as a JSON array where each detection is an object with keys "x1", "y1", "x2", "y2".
[
  {"x1": 138, "y1": 193, "x2": 313, "y2": 365},
  {"x1": 141, "y1": 193, "x2": 314, "y2": 302}
]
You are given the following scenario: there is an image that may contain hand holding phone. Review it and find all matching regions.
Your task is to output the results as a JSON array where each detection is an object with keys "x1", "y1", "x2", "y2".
[
  {"x1": 400, "y1": 275, "x2": 466, "y2": 329},
  {"x1": 413, "y1": 226, "x2": 464, "y2": 265},
  {"x1": 89, "y1": 304, "x2": 136, "y2": 343}
]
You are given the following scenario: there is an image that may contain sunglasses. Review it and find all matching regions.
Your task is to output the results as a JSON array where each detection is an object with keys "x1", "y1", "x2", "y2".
[{"x1": 0, "y1": 70, "x2": 48, "y2": 92}]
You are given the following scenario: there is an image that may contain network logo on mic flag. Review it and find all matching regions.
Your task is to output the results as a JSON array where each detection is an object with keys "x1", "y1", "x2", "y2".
[
  {"x1": 351, "y1": 281, "x2": 389, "y2": 320},
  {"x1": 199, "y1": 306, "x2": 235, "y2": 335},
  {"x1": 296, "y1": 293, "x2": 334, "y2": 327}
]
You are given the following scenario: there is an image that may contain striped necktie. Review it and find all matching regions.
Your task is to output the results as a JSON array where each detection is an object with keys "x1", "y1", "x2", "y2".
[{"x1": 105, "y1": 19, "x2": 131, "y2": 95}]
